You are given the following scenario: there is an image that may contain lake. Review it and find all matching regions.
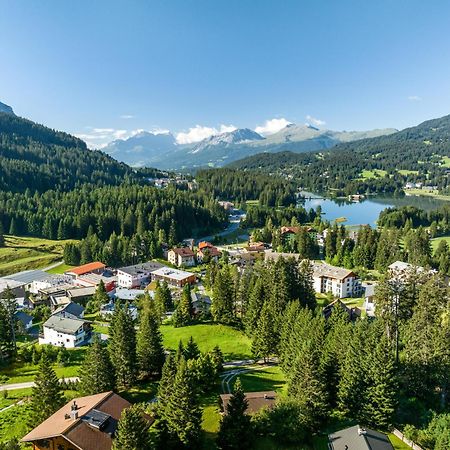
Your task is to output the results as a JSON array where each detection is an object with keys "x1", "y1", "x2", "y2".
[{"x1": 299, "y1": 191, "x2": 448, "y2": 226}]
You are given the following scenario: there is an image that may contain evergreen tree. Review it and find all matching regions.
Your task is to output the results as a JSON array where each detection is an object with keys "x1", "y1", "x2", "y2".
[
  {"x1": 217, "y1": 378, "x2": 251, "y2": 450},
  {"x1": 211, "y1": 265, "x2": 234, "y2": 323},
  {"x1": 112, "y1": 404, "x2": 152, "y2": 450},
  {"x1": 163, "y1": 357, "x2": 202, "y2": 447},
  {"x1": 30, "y1": 355, "x2": 65, "y2": 423},
  {"x1": 108, "y1": 304, "x2": 137, "y2": 389},
  {"x1": 0, "y1": 288, "x2": 17, "y2": 358},
  {"x1": 79, "y1": 337, "x2": 115, "y2": 395},
  {"x1": 173, "y1": 284, "x2": 192, "y2": 327},
  {"x1": 157, "y1": 353, "x2": 177, "y2": 408},
  {"x1": 288, "y1": 344, "x2": 328, "y2": 432},
  {"x1": 184, "y1": 336, "x2": 200, "y2": 360},
  {"x1": 251, "y1": 300, "x2": 278, "y2": 362},
  {"x1": 136, "y1": 302, "x2": 165, "y2": 379},
  {"x1": 244, "y1": 277, "x2": 266, "y2": 336},
  {"x1": 0, "y1": 221, "x2": 4, "y2": 247}
]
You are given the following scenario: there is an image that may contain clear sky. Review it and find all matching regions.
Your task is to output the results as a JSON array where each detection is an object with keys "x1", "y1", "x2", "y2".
[{"x1": 2, "y1": 0, "x2": 450, "y2": 147}]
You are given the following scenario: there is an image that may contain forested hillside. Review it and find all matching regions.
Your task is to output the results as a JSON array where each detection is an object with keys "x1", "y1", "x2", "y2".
[
  {"x1": 0, "y1": 112, "x2": 131, "y2": 192},
  {"x1": 196, "y1": 168, "x2": 297, "y2": 206},
  {"x1": 229, "y1": 114, "x2": 450, "y2": 195}
]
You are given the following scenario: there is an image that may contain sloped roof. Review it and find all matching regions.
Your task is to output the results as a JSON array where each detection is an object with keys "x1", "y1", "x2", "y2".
[
  {"x1": 312, "y1": 261, "x2": 355, "y2": 281},
  {"x1": 43, "y1": 315, "x2": 87, "y2": 334},
  {"x1": 329, "y1": 425, "x2": 394, "y2": 450},
  {"x1": 170, "y1": 247, "x2": 195, "y2": 257},
  {"x1": 3, "y1": 269, "x2": 49, "y2": 284},
  {"x1": 66, "y1": 262, "x2": 106, "y2": 276},
  {"x1": 22, "y1": 391, "x2": 151, "y2": 450},
  {"x1": 53, "y1": 301, "x2": 85, "y2": 318}
]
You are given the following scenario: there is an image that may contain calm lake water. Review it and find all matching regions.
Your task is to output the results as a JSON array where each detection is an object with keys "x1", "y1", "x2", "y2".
[{"x1": 299, "y1": 191, "x2": 448, "y2": 226}]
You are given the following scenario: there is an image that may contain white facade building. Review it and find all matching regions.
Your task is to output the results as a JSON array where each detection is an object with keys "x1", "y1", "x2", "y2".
[
  {"x1": 39, "y1": 315, "x2": 91, "y2": 348},
  {"x1": 116, "y1": 261, "x2": 164, "y2": 288},
  {"x1": 312, "y1": 262, "x2": 362, "y2": 298}
]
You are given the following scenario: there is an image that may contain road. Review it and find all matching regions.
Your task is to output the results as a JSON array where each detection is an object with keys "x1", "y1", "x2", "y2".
[
  {"x1": 0, "y1": 377, "x2": 79, "y2": 392},
  {"x1": 195, "y1": 211, "x2": 247, "y2": 244}
]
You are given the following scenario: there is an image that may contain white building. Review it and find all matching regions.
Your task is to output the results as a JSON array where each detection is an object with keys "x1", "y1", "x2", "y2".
[
  {"x1": 168, "y1": 248, "x2": 196, "y2": 267},
  {"x1": 116, "y1": 261, "x2": 164, "y2": 288},
  {"x1": 151, "y1": 267, "x2": 196, "y2": 288},
  {"x1": 312, "y1": 262, "x2": 362, "y2": 298},
  {"x1": 39, "y1": 315, "x2": 92, "y2": 348}
]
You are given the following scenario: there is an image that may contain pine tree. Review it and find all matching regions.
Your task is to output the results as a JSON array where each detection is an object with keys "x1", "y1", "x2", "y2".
[
  {"x1": 0, "y1": 221, "x2": 4, "y2": 247},
  {"x1": 288, "y1": 344, "x2": 328, "y2": 432},
  {"x1": 251, "y1": 300, "x2": 278, "y2": 362},
  {"x1": 217, "y1": 378, "x2": 251, "y2": 449},
  {"x1": 211, "y1": 266, "x2": 234, "y2": 323},
  {"x1": 362, "y1": 331, "x2": 397, "y2": 429},
  {"x1": 163, "y1": 357, "x2": 202, "y2": 447},
  {"x1": 136, "y1": 302, "x2": 165, "y2": 379},
  {"x1": 173, "y1": 284, "x2": 192, "y2": 327},
  {"x1": 245, "y1": 277, "x2": 266, "y2": 336},
  {"x1": 31, "y1": 355, "x2": 65, "y2": 424},
  {"x1": 157, "y1": 353, "x2": 177, "y2": 408},
  {"x1": 79, "y1": 336, "x2": 115, "y2": 395},
  {"x1": 108, "y1": 305, "x2": 137, "y2": 389},
  {"x1": 112, "y1": 404, "x2": 152, "y2": 450},
  {"x1": 184, "y1": 336, "x2": 200, "y2": 360}
]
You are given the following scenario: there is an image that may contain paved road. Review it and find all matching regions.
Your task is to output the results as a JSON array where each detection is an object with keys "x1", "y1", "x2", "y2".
[
  {"x1": 42, "y1": 260, "x2": 64, "y2": 272},
  {"x1": 0, "y1": 377, "x2": 79, "y2": 392}
]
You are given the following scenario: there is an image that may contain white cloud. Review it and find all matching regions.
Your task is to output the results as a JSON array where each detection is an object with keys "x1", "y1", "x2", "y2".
[
  {"x1": 255, "y1": 118, "x2": 292, "y2": 135},
  {"x1": 408, "y1": 95, "x2": 421, "y2": 101},
  {"x1": 175, "y1": 124, "x2": 237, "y2": 144},
  {"x1": 120, "y1": 114, "x2": 134, "y2": 119},
  {"x1": 76, "y1": 127, "x2": 141, "y2": 149},
  {"x1": 305, "y1": 115, "x2": 326, "y2": 127}
]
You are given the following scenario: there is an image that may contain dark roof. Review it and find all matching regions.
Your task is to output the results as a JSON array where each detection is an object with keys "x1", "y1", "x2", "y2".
[
  {"x1": 329, "y1": 425, "x2": 394, "y2": 450},
  {"x1": 220, "y1": 391, "x2": 277, "y2": 415},
  {"x1": 15, "y1": 311, "x2": 33, "y2": 325},
  {"x1": 171, "y1": 247, "x2": 195, "y2": 257},
  {"x1": 53, "y1": 301, "x2": 85, "y2": 318},
  {"x1": 118, "y1": 261, "x2": 164, "y2": 276}
]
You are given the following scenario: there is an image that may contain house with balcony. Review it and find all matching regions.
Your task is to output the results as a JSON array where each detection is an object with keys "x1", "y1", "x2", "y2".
[
  {"x1": 39, "y1": 315, "x2": 92, "y2": 348},
  {"x1": 312, "y1": 261, "x2": 362, "y2": 298}
]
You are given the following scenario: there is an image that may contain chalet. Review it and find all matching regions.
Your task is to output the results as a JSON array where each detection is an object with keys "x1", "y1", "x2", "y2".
[
  {"x1": 53, "y1": 301, "x2": 85, "y2": 319},
  {"x1": 312, "y1": 262, "x2": 362, "y2": 298},
  {"x1": 328, "y1": 425, "x2": 394, "y2": 450},
  {"x1": 116, "y1": 261, "x2": 164, "y2": 288},
  {"x1": 244, "y1": 243, "x2": 265, "y2": 253},
  {"x1": 65, "y1": 262, "x2": 106, "y2": 280},
  {"x1": 168, "y1": 247, "x2": 196, "y2": 267},
  {"x1": 151, "y1": 267, "x2": 196, "y2": 288},
  {"x1": 39, "y1": 315, "x2": 92, "y2": 348},
  {"x1": 362, "y1": 282, "x2": 376, "y2": 317},
  {"x1": 191, "y1": 291, "x2": 212, "y2": 315},
  {"x1": 196, "y1": 241, "x2": 221, "y2": 263},
  {"x1": 220, "y1": 391, "x2": 277, "y2": 415},
  {"x1": 22, "y1": 391, "x2": 153, "y2": 450}
]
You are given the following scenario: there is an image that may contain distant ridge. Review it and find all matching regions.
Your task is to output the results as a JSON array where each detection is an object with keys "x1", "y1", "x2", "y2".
[{"x1": 0, "y1": 101, "x2": 15, "y2": 115}]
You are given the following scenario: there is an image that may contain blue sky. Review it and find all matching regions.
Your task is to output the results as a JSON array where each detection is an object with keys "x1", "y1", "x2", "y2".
[{"x1": 1, "y1": 0, "x2": 450, "y2": 147}]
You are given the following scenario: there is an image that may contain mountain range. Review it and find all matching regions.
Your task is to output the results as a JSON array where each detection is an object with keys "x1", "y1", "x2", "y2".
[
  {"x1": 103, "y1": 124, "x2": 397, "y2": 169},
  {"x1": 0, "y1": 101, "x2": 15, "y2": 115}
]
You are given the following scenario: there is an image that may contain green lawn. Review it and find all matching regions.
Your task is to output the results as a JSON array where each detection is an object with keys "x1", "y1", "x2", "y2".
[
  {"x1": 388, "y1": 433, "x2": 412, "y2": 450},
  {"x1": 359, "y1": 169, "x2": 388, "y2": 180},
  {"x1": 405, "y1": 188, "x2": 450, "y2": 201},
  {"x1": 0, "y1": 402, "x2": 33, "y2": 442},
  {"x1": 398, "y1": 169, "x2": 419, "y2": 175},
  {"x1": 0, "y1": 235, "x2": 75, "y2": 276},
  {"x1": 161, "y1": 323, "x2": 252, "y2": 360},
  {"x1": 0, "y1": 348, "x2": 86, "y2": 384},
  {"x1": 431, "y1": 234, "x2": 450, "y2": 251},
  {"x1": 231, "y1": 365, "x2": 287, "y2": 395},
  {"x1": 0, "y1": 388, "x2": 32, "y2": 410},
  {"x1": 46, "y1": 263, "x2": 75, "y2": 274}
]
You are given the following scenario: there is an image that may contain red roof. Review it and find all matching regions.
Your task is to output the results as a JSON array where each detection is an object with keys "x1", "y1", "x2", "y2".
[
  {"x1": 198, "y1": 247, "x2": 220, "y2": 257},
  {"x1": 280, "y1": 226, "x2": 300, "y2": 235},
  {"x1": 66, "y1": 262, "x2": 105, "y2": 276},
  {"x1": 171, "y1": 247, "x2": 195, "y2": 257},
  {"x1": 198, "y1": 241, "x2": 214, "y2": 250}
]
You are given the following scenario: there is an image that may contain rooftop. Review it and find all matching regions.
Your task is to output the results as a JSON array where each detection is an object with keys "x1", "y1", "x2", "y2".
[
  {"x1": 170, "y1": 247, "x2": 195, "y2": 257},
  {"x1": 21, "y1": 392, "x2": 147, "y2": 450},
  {"x1": 117, "y1": 261, "x2": 164, "y2": 276},
  {"x1": 152, "y1": 267, "x2": 196, "y2": 281},
  {"x1": 220, "y1": 391, "x2": 277, "y2": 415},
  {"x1": 3, "y1": 269, "x2": 49, "y2": 285},
  {"x1": 312, "y1": 261, "x2": 355, "y2": 281},
  {"x1": 329, "y1": 425, "x2": 394, "y2": 450},
  {"x1": 67, "y1": 286, "x2": 96, "y2": 298},
  {"x1": 66, "y1": 262, "x2": 106, "y2": 277},
  {"x1": 43, "y1": 315, "x2": 88, "y2": 334},
  {"x1": 53, "y1": 301, "x2": 85, "y2": 318}
]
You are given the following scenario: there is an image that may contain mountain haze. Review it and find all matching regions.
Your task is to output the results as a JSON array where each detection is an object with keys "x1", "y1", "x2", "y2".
[{"x1": 103, "y1": 123, "x2": 396, "y2": 169}]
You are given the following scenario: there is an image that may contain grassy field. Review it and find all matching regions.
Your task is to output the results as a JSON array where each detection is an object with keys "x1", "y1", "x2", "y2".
[
  {"x1": 46, "y1": 263, "x2": 75, "y2": 274},
  {"x1": 161, "y1": 323, "x2": 252, "y2": 360},
  {"x1": 398, "y1": 169, "x2": 419, "y2": 176},
  {"x1": 231, "y1": 365, "x2": 287, "y2": 395},
  {"x1": 0, "y1": 388, "x2": 32, "y2": 410},
  {"x1": 0, "y1": 235, "x2": 75, "y2": 276},
  {"x1": 405, "y1": 188, "x2": 450, "y2": 201},
  {"x1": 359, "y1": 169, "x2": 387, "y2": 179},
  {"x1": 431, "y1": 234, "x2": 450, "y2": 251},
  {"x1": 0, "y1": 348, "x2": 86, "y2": 384}
]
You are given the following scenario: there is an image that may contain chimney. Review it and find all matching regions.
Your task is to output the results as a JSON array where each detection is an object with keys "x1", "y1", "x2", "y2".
[
  {"x1": 357, "y1": 426, "x2": 366, "y2": 436},
  {"x1": 70, "y1": 400, "x2": 79, "y2": 420}
]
